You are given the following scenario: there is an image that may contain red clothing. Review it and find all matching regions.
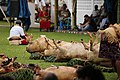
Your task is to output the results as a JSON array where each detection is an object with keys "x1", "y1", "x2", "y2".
[
  {"x1": 21, "y1": 39, "x2": 28, "y2": 45},
  {"x1": 39, "y1": 11, "x2": 50, "y2": 29}
]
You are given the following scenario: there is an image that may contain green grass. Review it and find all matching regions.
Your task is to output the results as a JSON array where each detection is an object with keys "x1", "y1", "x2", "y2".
[
  {"x1": 0, "y1": 20, "x2": 9, "y2": 25},
  {"x1": 0, "y1": 27, "x2": 89, "y2": 68},
  {"x1": 0, "y1": 27, "x2": 117, "y2": 80}
]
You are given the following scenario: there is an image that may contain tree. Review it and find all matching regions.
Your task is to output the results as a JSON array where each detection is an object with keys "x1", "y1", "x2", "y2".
[
  {"x1": 54, "y1": 0, "x2": 58, "y2": 30},
  {"x1": 117, "y1": 0, "x2": 120, "y2": 23},
  {"x1": 72, "y1": 0, "x2": 77, "y2": 29}
]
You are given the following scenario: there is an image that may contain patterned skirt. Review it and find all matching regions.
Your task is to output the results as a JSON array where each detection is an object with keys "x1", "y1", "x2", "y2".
[{"x1": 99, "y1": 40, "x2": 120, "y2": 60}]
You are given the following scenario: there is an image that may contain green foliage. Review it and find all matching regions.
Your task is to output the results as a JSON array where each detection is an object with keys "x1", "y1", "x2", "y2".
[
  {"x1": 1, "y1": 68, "x2": 34, "y2": 80},
  {"x1": 29, "y1": 53, "x2": 43, "y2": 60},
  {"x1": 67, "y1": 58, "x2": 115, "y2": 72},
  {"x1": 44, "y1": 56, "x2": 57, "y2": 62},
  {"x1": 0, "y1": 21, "x2": 9, "y2": 25}
]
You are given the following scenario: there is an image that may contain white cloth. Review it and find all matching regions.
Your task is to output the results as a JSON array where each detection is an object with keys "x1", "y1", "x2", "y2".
[
  {"x1": 35, "y1": 0, "x2": 46, "y2": 10},
  {"x1": 91, "y1": 10, "x2": 99, "y2": 17},
  {"x1": 9, "y1": 25, "x2": 25, "y2": 38}
]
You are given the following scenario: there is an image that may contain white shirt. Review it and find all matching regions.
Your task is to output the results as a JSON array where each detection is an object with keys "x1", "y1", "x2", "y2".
[
  {"x1": 9, "y1": 25, "x2": 25, "y2": 38},
  {"x1": 35, "y1": 0, "x2": 46, "y2": 10},
  {"x1": 92, "y1": 10, "x2": 100, "y2": 17}
]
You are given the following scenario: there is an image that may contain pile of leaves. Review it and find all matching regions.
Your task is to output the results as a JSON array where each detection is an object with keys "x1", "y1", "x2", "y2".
[
  {"x1": 1, "y1": 68, "x2": 34, "y2": 80},
  {"x1": 67, "y1": 58, "x2": 115, "y2": 73}
]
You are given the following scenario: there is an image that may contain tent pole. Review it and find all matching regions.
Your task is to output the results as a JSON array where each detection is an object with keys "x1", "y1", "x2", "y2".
[{"x1": 0, "y1": 6, "x2": 10, "y2": 23}]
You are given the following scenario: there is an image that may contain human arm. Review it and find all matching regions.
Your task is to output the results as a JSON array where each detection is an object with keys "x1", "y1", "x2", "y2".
[
  {"x1": 80, "y1": 21, "x2": 89, "y2": 28},
  {"x1": 19, "y1": 27, "x2": 26, "y2": 39},
  {"x1": 91, "y1": 10, "x2": 100, "y2": 18}
]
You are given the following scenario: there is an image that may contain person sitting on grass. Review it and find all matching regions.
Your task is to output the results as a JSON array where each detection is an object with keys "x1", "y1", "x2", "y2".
[{"x1": 8, "y1": 20, "x2": 33, "y2": 45}]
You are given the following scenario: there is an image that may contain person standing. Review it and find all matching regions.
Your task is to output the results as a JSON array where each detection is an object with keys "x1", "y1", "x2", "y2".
[
  {"x1": 39, "y1": 6, "x2": 50, "y2": 31},
  {"x1": 18, "y1": 0, "x2": 31, "y2": 32},
  {"x1": 99, "y1": 24, "x2": 120, "y2": 80}
]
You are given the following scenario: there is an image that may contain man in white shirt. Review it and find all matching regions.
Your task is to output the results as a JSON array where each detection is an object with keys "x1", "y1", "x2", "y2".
[
  {"x1": 9, "y1": 20, "x2": 25, "y2": 39},
  {"x1": 8, "y1": 20, "x2": 29, "y2": 45}
]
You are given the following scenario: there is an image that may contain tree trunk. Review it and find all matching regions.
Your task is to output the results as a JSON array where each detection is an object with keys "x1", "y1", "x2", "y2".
[
  {"x1": 117, "y1": 0, "x2": 120, "y2": 23},
  {"x1": 72, "y1": 0, "x2": 77, "y2": 29},
  {"x1": 54, "y1": 0, "x2": 58, "y2": 30}
]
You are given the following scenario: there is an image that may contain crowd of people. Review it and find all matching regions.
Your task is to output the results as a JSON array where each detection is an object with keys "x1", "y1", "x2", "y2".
[
  {"x1": 5, "y1": 1, "x2": 120, "y2": 80},
  {"x1": 34, "y1": 0, "x2": 71, "y2": 31},
  {"x1": 7, "y1": 0, "x2": 114, "y2": 33},
  {"x1": 9, "y1": 0, "x2": 111, "y2": 32},
  {"x1": 58, "y1": 3, "x2": 71, "y2": 30},
  {"x1": 35, "y1": 1, "x2": 110, "y2": 32},
  {"x1": 77, "y1": 4, "x2": 110, "y2": 32}
]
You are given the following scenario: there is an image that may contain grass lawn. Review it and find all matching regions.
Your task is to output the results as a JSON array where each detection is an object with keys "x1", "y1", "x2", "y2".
[
  {"x1": 0, "y1": 27, "x2": 89, "y2": 67},
  {"x1": 0, "y1": 26, "x2": 117, "y2": 80},
  {"x1": 0, "y1": 20, "x2": 9, "y2": 26}
]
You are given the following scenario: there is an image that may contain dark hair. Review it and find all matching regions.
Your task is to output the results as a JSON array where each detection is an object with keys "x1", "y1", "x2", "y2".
[
  {"x1": 76, "y1": 65, "x2": 105, "y2": 80},
  {"x1": 63, "y1": 4, "x2": 67, "y2": 8},
  {"x1": 95, "y1": 5, "x2": 98, "y2": 10},
  {"x1": 84, "y1": 14, "x2": 89, "y2": 18},
  {"x1": 43, "y1": 73, "x2": 58, "y2": 80},
  {"x1": 16, "y1": 20, "x2": 22, "y2": 26}
]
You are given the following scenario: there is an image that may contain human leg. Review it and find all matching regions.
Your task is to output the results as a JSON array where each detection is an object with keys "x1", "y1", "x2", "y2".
[
  {"x1": 111, "y1": 60, "x2": 120, "y2": 80},
  {"x1": 59, "y1": 20, "x2": 63, "y2": 30},
  {"x1": 82, "y1": 25, "x2": 91, "y2": 31},
  {"x1": 82, "y1": 25, "x2": 94, "y2": 31},
  {"x1": 115, "y1": 60, "x2": 120, "y2": 80},
  {"x1": 24, "y1": 17, "x2": 31, "y2": 32}
]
